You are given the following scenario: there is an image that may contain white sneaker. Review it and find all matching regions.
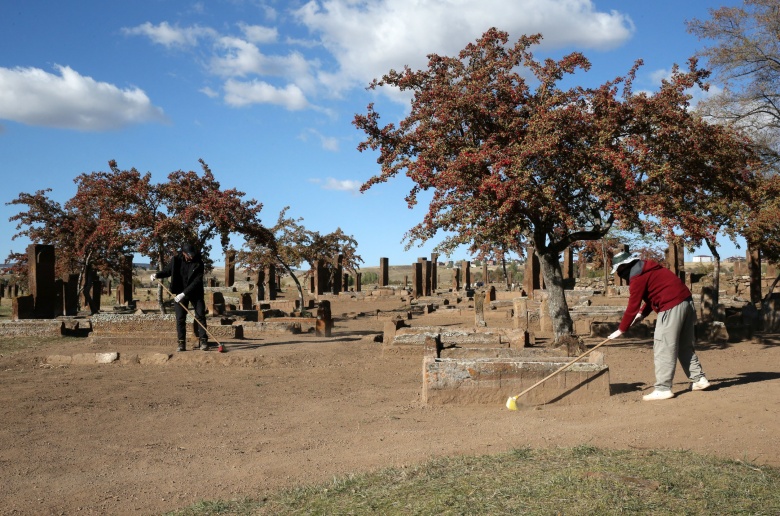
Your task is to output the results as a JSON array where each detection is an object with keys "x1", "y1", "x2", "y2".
[
  {"x1": 691, "y1": 377, "x2": 711, "y2": 391},
  {"x1": 642, "y1": 389, "x2": 674, "y2": 401}
]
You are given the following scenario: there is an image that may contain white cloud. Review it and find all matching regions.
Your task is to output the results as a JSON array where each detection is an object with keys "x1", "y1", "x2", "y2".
[
  {"x1": 126, "y1": 1, "x2": 635, "y2": 110},
  {"x1": 318, "y1": 177, "x2": 362, "y2": 193},
  {"x1": 223, "y1": 78, "x2": 309, "y2": 109},
  {"x1": 293, "y1": 0, "x2": 635, "y2": 96},
  {"x1": 123, "y1": 21, "x2": 215, "y2": 48},
  {"x1": 199, "y1": 86, "x2": 219, "y2": 98},
  {"x1": 300, "y1": 128, "x2": 339, "y2": 151},
  {"x1": 0, "y1": 65, "x2": 167, "y2": 131},
  {"x1": 239, "y1": 23, "x2": 278, "y2": 44}
]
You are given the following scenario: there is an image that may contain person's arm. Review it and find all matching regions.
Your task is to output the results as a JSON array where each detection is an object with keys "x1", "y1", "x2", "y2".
[{"x1": 616, "y1": 278, "x2": 647, "y2": 334}]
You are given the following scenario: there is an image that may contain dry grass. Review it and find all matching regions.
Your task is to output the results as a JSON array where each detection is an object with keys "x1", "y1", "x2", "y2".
[{"x1": 169, "y1": 446, "x2": 780, "y2": 515}]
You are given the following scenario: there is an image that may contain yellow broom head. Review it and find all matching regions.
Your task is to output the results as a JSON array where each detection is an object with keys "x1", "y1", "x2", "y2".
[{"x1": 506, "y1": 396, "x2": 518, "y2": 411}]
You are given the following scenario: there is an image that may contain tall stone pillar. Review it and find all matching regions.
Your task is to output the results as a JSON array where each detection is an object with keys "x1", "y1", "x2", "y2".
[
  {"x1": 54, "y1": 278, "x2": 64, "y2": 317},
  {"x1": 430, "y1": 253, "x2": 439, "y2": 291},
  {"x1": 452, "y1": 267, "x2": 460, "y2": 291},
  {"x1": 315, "y1": 259, "x2": 327, "y2": 296},
  {"x1": 256, "y1": 269, "x2": 266, "y2": 302},
  {"x1": 482, "y1": 263, "x2": 488, "y2": 285},
  {"x1": 332, "y1": 254, "x2": 343, "y2": 295},
  {"x1": 379, "y1": 257, "x2": 389, "y2": 287},
  {"x1": 118, "y1": 254, "x2": 133, "y2": 305},
  {"x1": 413, "y1": 261, "x2": 423, "y2": 298},
  {"x1": 419, "y1": 258, "x2": 431, "y2": 296},
  {"x1": 264, "y1": 264, "x2": 277, "y2": 301},
  {"x1": 355, "y1": 272, "x2": 362, "y2": 292},
  {"x1": 462, "y1": 260, "x2": 471, "y2": 290},
  {"x1": 225, "y1": 251, "x2": 236, "y2": 287},
  {"x1": 562, "y1": 247, "x2": 574, "y2": 281},
  {"x1": 524, "y1": 245, "x2": 540, "y2": 295},
  {"x1": 64, "y1": 274, "x2": 79, "y2": 316},
  {"x1": 665, "y1": 242, "x2": 685, "y2": 283},
  {"x1": 27, "y1": 244, "x2": 56, "y2": 319}
]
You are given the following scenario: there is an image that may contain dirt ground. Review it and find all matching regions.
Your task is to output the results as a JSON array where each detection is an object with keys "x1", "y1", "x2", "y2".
[{"x1": 1, "y1": 295, "x2": 779, "y2": 515}]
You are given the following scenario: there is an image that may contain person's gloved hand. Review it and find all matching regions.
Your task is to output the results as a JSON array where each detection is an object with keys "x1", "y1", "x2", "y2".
[
  {"x1": 608, "y1": 329, "x2": 623, "y2": 340},
  {"x1": 150, "y1": 273, "x2": 156, "y2": 282},
  {"x1": 632, "y1": 313, "x2": 644, "y2": 326},
  {"x1": 174, "y1": 293, "x2": 185, "y2": 303}
]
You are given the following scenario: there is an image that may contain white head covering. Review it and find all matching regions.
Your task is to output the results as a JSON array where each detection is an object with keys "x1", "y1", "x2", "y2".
[{"x1": 611, "y1": 251, "x2": 640, "y2": 274}]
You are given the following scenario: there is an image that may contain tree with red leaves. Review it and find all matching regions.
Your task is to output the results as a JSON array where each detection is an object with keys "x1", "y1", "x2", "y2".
[
  {"x1": 354, "y1": 28, "x2": 756, "y2": 343},
  {"x1": 8, "y1": 159, "x2": 268, "y2": 313}
]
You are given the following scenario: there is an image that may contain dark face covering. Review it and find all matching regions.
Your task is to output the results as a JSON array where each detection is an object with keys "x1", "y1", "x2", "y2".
[{"x1": 617, "y1": 260, "x2": 642, "y2": 284}]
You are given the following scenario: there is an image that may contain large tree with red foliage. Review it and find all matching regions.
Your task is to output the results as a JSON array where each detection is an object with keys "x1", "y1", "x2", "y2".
[{"x1": 354, "y1": 29, "x2": 755, "y2": 343}]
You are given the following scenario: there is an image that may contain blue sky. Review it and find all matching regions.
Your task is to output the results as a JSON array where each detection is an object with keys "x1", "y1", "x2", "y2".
[{"x1": 0, "y1": 0, "x2": 747, "y2": 268}]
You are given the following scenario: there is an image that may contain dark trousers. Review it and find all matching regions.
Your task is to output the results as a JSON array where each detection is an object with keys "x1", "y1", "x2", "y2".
[{"x1": 174, "y1": 297, "x2": 207, "y2": 341}]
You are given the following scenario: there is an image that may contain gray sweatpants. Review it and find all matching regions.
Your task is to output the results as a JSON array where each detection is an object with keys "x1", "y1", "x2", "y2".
[{"x1": 653, "y1": 298, "x2": 705, "y2": 391}]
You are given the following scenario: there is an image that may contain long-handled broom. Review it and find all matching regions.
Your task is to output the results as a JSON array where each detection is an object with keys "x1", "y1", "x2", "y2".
[
  {"x1": 505, "y1": 337, "x2": 611, "y2": 410},
  {"x1": 156, "y1": 280, "x2": 226, "y2": 353}
]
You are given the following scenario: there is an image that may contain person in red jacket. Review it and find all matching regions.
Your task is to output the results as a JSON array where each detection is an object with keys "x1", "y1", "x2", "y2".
[{"x1": 608, "y1": 251, "x2": 711, "y2": 401}]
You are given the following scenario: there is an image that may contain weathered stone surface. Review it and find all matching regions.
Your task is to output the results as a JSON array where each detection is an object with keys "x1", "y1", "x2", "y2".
[
  {"x1": 422, "y1": 354, "x2": 610, "y2": 406},
  {"x1": 73, "y1": 352, "x2": 119, "y2": 365},
  {"x1": 241, "y1": 321, "x2": 303, "y2": 338},
  {"x1": 0, "y1": 320, "x2": 64, "y2": 338}
]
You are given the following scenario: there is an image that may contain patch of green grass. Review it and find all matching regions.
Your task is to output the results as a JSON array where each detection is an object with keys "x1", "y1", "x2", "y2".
[
  {"x1": 0, "y1": 335, "x2": 78, "y2": 356},
  {"x1": 167, "y1": 446, "x2": 780, "y2": 515}
]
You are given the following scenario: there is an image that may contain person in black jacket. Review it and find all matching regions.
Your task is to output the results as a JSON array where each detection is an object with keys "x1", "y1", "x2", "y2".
[{"x1": 151, "y1": 243, "x2": 209, "y2": 352}]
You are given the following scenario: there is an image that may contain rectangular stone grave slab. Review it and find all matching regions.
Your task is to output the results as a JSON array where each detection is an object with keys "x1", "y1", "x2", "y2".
[
  {"x1": 0, "y1": 320, "x2": 64, "y2": 338},
  {"x1": 422, "y1": 352, "x2": 610, "y2": 406}
]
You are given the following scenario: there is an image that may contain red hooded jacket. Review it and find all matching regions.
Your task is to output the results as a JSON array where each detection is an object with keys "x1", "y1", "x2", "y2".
[{"x1": 618, "y1": 260, "x2": 692, "y2": 333}]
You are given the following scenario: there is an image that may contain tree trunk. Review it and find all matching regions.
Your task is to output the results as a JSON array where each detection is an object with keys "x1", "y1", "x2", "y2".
[
  {"x1": 278, "y1": 259, "x2": 306, "y2": 313},
  {"x1": 501, "y1": 257, "x2": 510, "y2": 290},
  {"x1": 705, "y1": 238, "x2": 721, "y2": 321},
  {"x1": 601, "y1": 238, "x2": 609, "y2": 296},
  {"x1": 538, "y1": 249, "x2": 574, "y2": 342}
]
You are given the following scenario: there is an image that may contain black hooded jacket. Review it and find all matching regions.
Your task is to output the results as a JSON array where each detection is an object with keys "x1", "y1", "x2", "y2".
[{"x1": 155, "y1": 251, "x2": 205, "y2": 299}]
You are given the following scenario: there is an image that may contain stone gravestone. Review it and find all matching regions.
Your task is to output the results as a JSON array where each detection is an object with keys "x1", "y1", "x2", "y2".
[
  {"x1": 462, "y1": 260, "x2": 471, "y2": 290},
  {"x1": 28, "y1": 244, "x2": 56, "y2": 318},
  {"x1": 380, "y1": 257, "x2": 389, "y2": 287},
  {"x1": 431, "y1": 253, "x2": 439, "y2": 291},
  {"x1": 474, "y1": 291, "x2": 486, "y2": 327},
  {"x1": 225, "y1": 251, "x2": 236, "y2": 287},
  {"x1": 412, "y1": 261, "x2": 423, "y2": 298},
  {"x1": 65, "y1": 274, "x2": 79, "y2": 316},
  {"x1": 524, "y1": 245, "x2": 541, "y2": 296},
  {"x1": 316, "y1": 300, "x2": 333, "y2": 337},
  {"x1": 264, "y1": 265, "x2": 277, "y2": 301},
  {"x1": 209, "y1": 292, "x2": 226, "y2": 316},
  {"x1": 117, "y1": 254, "x2": 134, "y2": 306}
]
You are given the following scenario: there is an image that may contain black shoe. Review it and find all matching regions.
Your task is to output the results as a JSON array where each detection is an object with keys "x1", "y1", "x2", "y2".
[
  {"x1": 177, "y1": 341, "x2": 186, "y2": 352},
  {"x1": 201, "y1": 344, "x2": 211, "y2": 351}
]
